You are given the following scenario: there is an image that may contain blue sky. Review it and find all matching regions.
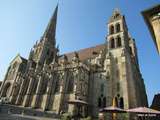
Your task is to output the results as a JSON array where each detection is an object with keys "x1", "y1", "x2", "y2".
[{"x1": 0, "y1": 0, "x2": 159, "y2": 105}]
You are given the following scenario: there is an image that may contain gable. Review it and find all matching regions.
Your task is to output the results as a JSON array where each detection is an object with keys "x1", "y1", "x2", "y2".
[{"x1": 10, "y1": 54, "x2": 27, "y2": 66}]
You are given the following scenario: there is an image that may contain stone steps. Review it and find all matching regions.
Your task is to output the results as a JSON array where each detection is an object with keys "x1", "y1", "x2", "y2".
[{"x1": 0, "y1": 104, "x2": 60, "y2": 119}]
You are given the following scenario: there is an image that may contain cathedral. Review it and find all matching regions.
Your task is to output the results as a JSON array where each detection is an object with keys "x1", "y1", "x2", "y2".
[{"x1": 0, "y1": 5, "x2": 148, "y2": 118}]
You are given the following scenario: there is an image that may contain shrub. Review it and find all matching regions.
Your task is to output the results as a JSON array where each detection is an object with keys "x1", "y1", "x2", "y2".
[
  {"x1": 61, "y1": 113, "x2": 72, "y2": 120},
  {"x1": 83, "y1": 116, "x2": 92, "y2": 120}
]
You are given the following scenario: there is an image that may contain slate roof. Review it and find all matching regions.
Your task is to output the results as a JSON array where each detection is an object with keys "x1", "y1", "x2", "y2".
[
  {"x1": 60, "y1": 44, "x2": 106, "y2": 62},
  {"x1": 20, "y1": 56, "x2": 28, "y2": 63}
]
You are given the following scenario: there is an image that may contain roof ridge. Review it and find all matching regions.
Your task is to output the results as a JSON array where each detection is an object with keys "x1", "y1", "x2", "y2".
[{"x1": 62, "y1": 43, "x2": 105, "y2": 55}]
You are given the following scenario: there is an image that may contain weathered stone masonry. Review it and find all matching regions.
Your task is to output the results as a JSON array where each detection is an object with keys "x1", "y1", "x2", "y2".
[{"x1": 0, "y1": 6, "x2": 148, "y2": 118}]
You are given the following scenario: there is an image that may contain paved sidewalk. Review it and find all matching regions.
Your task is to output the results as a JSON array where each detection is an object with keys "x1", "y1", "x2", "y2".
[{"x1": 0, "y1": 113, "x2": 59, "y2": 120}]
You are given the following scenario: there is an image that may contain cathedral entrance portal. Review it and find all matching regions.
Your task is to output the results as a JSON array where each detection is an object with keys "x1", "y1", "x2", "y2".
[{"x1": 2, "y1": 82, "x2": 11, "y2": 98}]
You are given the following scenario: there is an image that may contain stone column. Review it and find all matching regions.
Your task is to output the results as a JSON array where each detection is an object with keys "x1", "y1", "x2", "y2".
[
  {"x1": 15, "y1": 76, "x2": 26, "y2": 105},
  {"x1": 31, "y1": 74, "x2": 43, "y2": 108},
  {"x1": 23, "y1": 77, "x2": 34, "y2": 107},
  {"x1": 120, "y1": 56, "x2": 129, "y2": 109},
  {"x1": 10, "y1": 73, "x2": 21, "y2": 104},
  {"x1": 0, "y1": 67, "x2": 11, "y2": 97},
  {"x1": 42, "y1": 74, "x2": 54, "y2": 110},
  {"x1": 0, "y1": 81, "x2": 5, "y2": 97},
  {"x1": 58, "y1": 70, "x2": 68, "y2": 114},
  {"x1": 9, "y1": 66, "x2": 20, "y2": 97},
  {"x1": 115, "y1": 37, "x2": 118, "y2": 48}
]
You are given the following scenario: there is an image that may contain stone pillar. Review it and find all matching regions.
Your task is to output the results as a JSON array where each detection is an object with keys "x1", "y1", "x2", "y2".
[
  {"x1": 15, "y1": 77, "x2": 27, "y2": 105},
  {"x1": 120, "y1": 56, "x2": 129, "y2": 109},
  {"x1": 0, "y1": 67, "x2": 11, "y2": 97},
  {"x1": 23, "y1": 77, "x2": 34, "y2": 107},
  {"x1": 115, "y1": 37, "x2": 118, "y2": 48},
  {"x1": 52, "y1": 71, "x2": 68, "y2": 114},
  {"x1": 58, "y1": 71, "x2": 68, "y2": 114},
  {"x1": 31, "y1": 74, "x2": 43, "y2": 108},
  {"x1": 0, "y1": 81, "x2": 5, "y2": 97},
  {"x1": 42, "y1": 74, "x2": 54, "y2": 110},
  {"x1": 10, "y1": 74, "x2": 21, "y2": 104}
]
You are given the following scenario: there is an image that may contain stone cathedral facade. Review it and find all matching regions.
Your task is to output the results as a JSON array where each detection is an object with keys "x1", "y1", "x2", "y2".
[{"x1": 0, "y1": 6, "x2": 148, "y2": 117}]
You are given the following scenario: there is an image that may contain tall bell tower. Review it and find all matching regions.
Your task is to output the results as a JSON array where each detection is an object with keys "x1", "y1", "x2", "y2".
[
  {"x1": 107, "y1": 9, "x2": 130, "y2": 52},
  {"x1": 105, "y1": 9, "x2": 148, "y2": 110}
]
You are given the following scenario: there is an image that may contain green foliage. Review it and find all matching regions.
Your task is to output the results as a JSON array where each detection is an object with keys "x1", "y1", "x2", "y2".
[
  {"x1": 119, "y1": 113, "x2": 129, "y2": 120},
  {"x1": 82, "y1": 116, "x2": 92, "y2": 120},
  {"x1": 60, "y1": 113, "x2": 72, "y2": 120}
]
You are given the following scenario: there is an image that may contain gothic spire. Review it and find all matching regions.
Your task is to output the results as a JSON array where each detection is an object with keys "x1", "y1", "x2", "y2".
[{"x1": 42, "y1": 5, "x2": 58, "y2": 45}]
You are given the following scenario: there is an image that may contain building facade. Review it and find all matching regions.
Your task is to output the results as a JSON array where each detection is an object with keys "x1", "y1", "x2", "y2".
[
  {"x1": 151, "y1": 93, "x2": 160, "y2": 111},
  {"x1": 142, "y1": 4, "x2": 160, "y2": 54},
  {"x1": 0, "y1": 81, "x2": 2, "y2": 89},
  {"x1": 0, "y1": 6, "x2": 148, "y2": 118}
]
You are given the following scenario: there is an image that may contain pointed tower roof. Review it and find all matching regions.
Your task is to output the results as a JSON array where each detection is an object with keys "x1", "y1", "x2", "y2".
[{"x1": 42, "y1": 5, "x2": 58, "y2": 45}]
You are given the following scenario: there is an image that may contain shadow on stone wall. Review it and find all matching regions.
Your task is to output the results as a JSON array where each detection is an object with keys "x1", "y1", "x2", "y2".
[{"x1": 0, "y1": 113, "x2": 36, "y2": 120}]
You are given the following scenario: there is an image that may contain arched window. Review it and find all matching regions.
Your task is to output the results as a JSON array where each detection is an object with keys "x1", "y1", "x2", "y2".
[
  {"x1": 41, "y1": 80, "x2": 48, "y2": 94},
  {"x1": 67, "y1": 79, "x2": 74, "y2": 93},
  {"x1": 116, "y1": 23, "x2": 121, "y2": 33},
  {"x1": 110, "y1": 38, "x2": 115, "y2": 49},
  {"x1": 98, "y1": 97, "x2": 102, "y2": 108},
  {"x1": 120, "y1": 97, "x2": 124, "y2": 109},
  {"x1": 31, "y1": 62, "x2": 36, "y2": 68},
  {"x1": 103, "y1": 97, "x2": 106, "y2": 107},
  {"x1": 12, "y1": 62, "x2": 18, "y2": 69},
  {"x1": 47, "y1": 49, "x2": 50, "y2": 55},
  {"x1": 55, "y1": 80, "x2": 60, "y2": 93},
  {"x1": 114, "y1": 95, "x2": 124, "y2": 109},
  {"x1": 100, "y1": 84, "x2": 104, "y2": 93},
  {"x1": 32, "y1": 80, "x2": 38, "y2": 94},
  {"x1": 129, "y1": 46, "x2": 133, "y2": 55},
  {"x1": 115, "y1": 97, "x2": 118, "y2": 107},
  {"x1": 70, "y1": 74, "x2": 74, "y2": 93},
  {"x1": 117, "y1": 36, "x2": 122, "y2": 47},
  {"x1": 2, "y1": 83, "x2": 11, "y2": 97},
  {"x1": 22, "y1": 79, "x2": 30, "y2": 95},
  {"x1": 110, "y1": 25, "x2": 114, "y2": 34}
]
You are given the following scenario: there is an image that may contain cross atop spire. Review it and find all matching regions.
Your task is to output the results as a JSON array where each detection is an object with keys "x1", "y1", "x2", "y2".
[{"x1": 42, "y1": 5, "x2": 59, "y2": 45}]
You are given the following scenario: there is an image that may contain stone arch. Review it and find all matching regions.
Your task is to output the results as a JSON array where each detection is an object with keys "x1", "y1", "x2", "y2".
[
  {"x1": 110, "y1": 38, "x2": 115, "y2": 49},
  {"x1": 98, "y1": 97, "x2": 102, "y2": 108},
  {"x1": 114, "y1": 94, "x2": 124, "y2": 109},
  {"x1": 67, "y1": 73, "x2": 74, "y2": 93},
  {"x1": 115, "y1": 23, "x2": 121, "y2": 33},
  {"x1": 2, "y1": 82, "x2": 11, "y2": 97},
  {"x1": 129, "y1": 46, "x2": 133, "y2": 55},
  {"x1": 53, "y1": 74, "x2": 61, "y2": 94},
  {"x1": 32, "y1": 80, "x2": 38, "y2": 94},
  {"x1": 109, "y1": 25, "x2": 114, "y2": 34},
  {"x1": 120, "y1": 97, "x2": 124, "y2": 109},
  {"x1": 117, "y1": 36, "x2": 122, "y2": 47},
  {"x1": 54, "y1": 78, "x2": 60, "y2": 94},
  {"x1": 103, "y1": 97, "x2": 106, "y2": 107},
  {"x1": 115, "y1": 97, "x2": 118, "y2": 107},
  {"x1": 12, "y1": 61, "x2": 18, "y2": 69},
  {"x1": 41, "y1": 79, "x2": 48, "y2": 95}
]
